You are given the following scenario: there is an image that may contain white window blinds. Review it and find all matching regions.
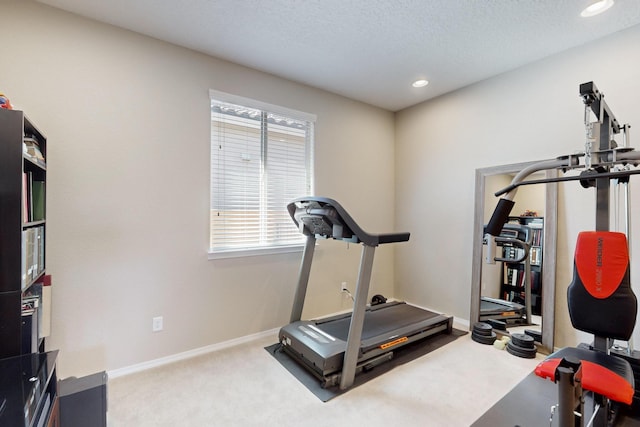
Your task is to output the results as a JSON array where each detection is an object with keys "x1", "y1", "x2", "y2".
[{"x1": 210, "y1": 91, "x2": 314, "y2": 257}]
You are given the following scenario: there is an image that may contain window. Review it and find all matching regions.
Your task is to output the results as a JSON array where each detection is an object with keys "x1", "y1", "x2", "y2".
[{"x1": 209, "y1": 90, "x2": 315, "y2": 258}]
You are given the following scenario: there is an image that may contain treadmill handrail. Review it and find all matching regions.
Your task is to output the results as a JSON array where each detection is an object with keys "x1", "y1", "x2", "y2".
[
  {"x1": 287, "y1": 196, "x2": 410, "y2": 247},
  {"x1": 483, "y1": 223, "x2": 532, "y2": 263}
]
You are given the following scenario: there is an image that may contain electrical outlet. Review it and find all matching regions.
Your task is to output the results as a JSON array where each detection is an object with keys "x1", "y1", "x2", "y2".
[
  {"x1": 341, "y1": 282, "x2": 348, "y2": 292},
  {"x1": 152, "y1": 316, "x2": 163, "y2": 332}
]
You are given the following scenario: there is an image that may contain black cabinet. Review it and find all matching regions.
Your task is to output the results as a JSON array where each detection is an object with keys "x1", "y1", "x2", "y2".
[
  {"x1": 59, "y1": 372, "x2": 108, "y2": 427},
  {"x1": 0, "y1": 350, "x2": 58, "y2": 427},
  {"x1": 0, "y1": 108, "x2": 48, "y2": 358}
]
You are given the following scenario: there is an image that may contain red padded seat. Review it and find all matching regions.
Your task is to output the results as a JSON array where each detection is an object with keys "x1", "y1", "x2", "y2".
[{"x1": 535, "y1": 347, "x2": 635, "y2": 405}]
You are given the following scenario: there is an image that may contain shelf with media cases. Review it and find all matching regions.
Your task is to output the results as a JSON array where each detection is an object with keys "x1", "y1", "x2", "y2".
[{"x1": 22, "y1": 223, "x2": 46, "y2": 291}]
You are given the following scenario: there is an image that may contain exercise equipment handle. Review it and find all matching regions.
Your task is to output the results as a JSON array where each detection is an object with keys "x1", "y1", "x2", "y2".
[
  {"x1": 288, "y1": 196, "x2": 410, "y2": 247},
  {"x1": 486, "y1": 158, "x2": 575, "y2": 237},
  {"x1": 377, "y1": 232, "x2": 411, "y2": 244}
]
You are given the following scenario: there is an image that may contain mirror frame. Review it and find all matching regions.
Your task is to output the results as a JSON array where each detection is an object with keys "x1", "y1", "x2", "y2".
[{"x1": 470, "y1": 161, "x2": 558, "y2": 354}]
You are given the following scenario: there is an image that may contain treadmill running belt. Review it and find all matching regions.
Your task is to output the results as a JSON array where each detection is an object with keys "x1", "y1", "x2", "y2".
[
  {"x1": 480, "y1": 297, "x2": 524, "y2": 315},
  {"x1": 481, "y1": 299, "x2": 511, "y2": 311},
  {"x1": 316, "y1": 304, "x2": 440, "y2": 341}
]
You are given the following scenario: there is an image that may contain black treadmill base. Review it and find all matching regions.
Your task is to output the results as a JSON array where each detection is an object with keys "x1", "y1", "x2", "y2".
[
  {"x1": 279, "y1": 302, "x2": 453, "y2": 377},
  {"x1": 266, "y1": 328, "x2": 467, "y2": 402},
  {"x1": 480, "y1": 297, "x2": 530, "y2": 325},
  {"x1": 316, "y1": 302, "x2": 445, "y2": 342}
]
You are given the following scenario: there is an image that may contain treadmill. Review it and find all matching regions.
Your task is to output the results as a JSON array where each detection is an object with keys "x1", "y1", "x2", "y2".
[
  {"x1": 279, "y1": 197, "x2": 453, "y2": 390},
  {"x1": 480, "y1": 223, "x2": 533, "y2": 325}
]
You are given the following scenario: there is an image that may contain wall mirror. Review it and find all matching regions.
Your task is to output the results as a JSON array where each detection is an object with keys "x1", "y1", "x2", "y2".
[{"x1": 470, "y1": 161, "x2": 558, "y2": 354}]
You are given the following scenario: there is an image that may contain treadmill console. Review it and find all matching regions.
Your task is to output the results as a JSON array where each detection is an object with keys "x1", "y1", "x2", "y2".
[
  {"x1": 483, "y1": 223, "x2": 532, "y2": 246},
  {"x1": 293, "y1": 202, "x2": 358, "y2": 243},
  {"x1": 287, "y1": 197, "x2": 410, "y2": 247}
]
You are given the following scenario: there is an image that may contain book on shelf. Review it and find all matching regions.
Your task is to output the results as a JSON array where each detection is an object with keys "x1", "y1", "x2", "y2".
[
  {"x1": 31, "y1": 181, "x2": 45, "y2": 221},
  {"x1": 22, "y1": 171, "x2": 45, "y2": 223},
  {"x1": 531, "y1": 229, "x2": 542, "y2": 246},
  {"x1": 22, "y1": 172, "x2": 28, "y2": 222},
  {"x1": 529, "y1": 246, "x2": 542, "y2": 265}
]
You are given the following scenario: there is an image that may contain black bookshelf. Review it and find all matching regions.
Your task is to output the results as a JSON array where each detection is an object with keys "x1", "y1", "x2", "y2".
[
  {"x1": 0, "y1": 108, "x2": 47, "y2": 359},
  {"x1": 500, "y1": 216, "x2": 544, "y2": 316}
]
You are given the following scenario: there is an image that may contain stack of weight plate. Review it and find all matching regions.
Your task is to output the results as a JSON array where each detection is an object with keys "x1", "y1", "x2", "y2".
[
  {"x1": 471, "y1": 322, "x2": 497, "y2": 345},
  {"x1": 506, "y1": 333, "x2": 537, "y2": 358}
]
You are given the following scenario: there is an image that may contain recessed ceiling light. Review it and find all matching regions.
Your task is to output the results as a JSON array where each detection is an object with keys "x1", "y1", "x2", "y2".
[
  {"x1": 580, "y1": 0, "x2": 614, "y2": 17},
  {"x1": 412, "y1": 79, "x2": 429, "y2": 88}
]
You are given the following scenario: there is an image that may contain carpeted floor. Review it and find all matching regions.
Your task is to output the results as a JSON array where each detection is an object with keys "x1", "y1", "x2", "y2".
[{"x1": 107, "y1": 328, "x2": 544, "y2": 426}]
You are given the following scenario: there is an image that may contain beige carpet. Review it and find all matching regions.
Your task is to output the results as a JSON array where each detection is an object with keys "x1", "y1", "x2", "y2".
[{"x1": 107, "y1": 330, "x2": 542, "y2": 426}]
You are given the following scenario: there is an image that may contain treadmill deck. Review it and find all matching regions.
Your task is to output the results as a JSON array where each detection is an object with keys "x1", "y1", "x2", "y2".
[
  {"x1": 480, "y1": 296, "x2": 526, "y2": 321},
  {"x1": 279, "y1": 301, "x2": 453, "y2": 382}
]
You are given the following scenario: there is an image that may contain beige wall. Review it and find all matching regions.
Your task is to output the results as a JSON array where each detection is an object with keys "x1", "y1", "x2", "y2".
[
  {"x1": 0, "y1": 1, "x2": 396, "y2": 377},
  {"x1": 395, "y1": 23, "x2": 640, "y2": 349}
]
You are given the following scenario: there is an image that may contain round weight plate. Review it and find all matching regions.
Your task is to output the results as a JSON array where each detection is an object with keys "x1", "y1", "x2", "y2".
[
  {"x1": 473, "y1": 322, "x2": 493, "y2": 336},
  {"x1": 511, "y1": 333, "x2": 535, "y2": 349},
  {"x1": 507, "y1": 339, "x2": 537, "y2": 355},
  {"x1": 472, "y1": 330, "x2": 497, "y2": 345},
  {"x1": 506, "y1": 342, "x2": 537, "y2": 358},
  {"x1": 487, "y1": 319, "x2": 507, "y2": 331}
]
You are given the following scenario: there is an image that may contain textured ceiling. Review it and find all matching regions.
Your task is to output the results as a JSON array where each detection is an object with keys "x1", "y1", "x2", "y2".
[{"x1": 37, "y1": 0, "x2": 640, "y2": 111}]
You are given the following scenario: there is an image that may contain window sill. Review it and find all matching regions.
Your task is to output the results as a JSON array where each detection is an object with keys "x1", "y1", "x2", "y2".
[{"x1": 208, "y1": 244, "x2": 304, "y2": 260}]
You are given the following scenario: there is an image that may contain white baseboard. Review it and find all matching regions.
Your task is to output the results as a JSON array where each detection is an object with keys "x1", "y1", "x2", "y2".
[
  {"x1": 107, "y1": 327, "x2": 279, "y2": 379},
  {"x1": 108, "y1": 303, "x2": 471, "y2": 379},
  {"x1": 453, "y1": 317, "x2": 470, "y2": 330}
]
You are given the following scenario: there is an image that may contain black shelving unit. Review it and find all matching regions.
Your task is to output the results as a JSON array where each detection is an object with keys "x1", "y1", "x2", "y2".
[
  {"x1": 0, "y1": 108, "x2": 47, "y2": 359},
  {"x1": 500, "y1": 216, "x2": 544, "y2": 316}
]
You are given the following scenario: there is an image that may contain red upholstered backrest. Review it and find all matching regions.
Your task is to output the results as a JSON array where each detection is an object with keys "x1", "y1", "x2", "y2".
[
  {"x1": 568, "y1": 231, "x2": 637, "y2": 340},
  {"x1": 575, "y1": 231, "x2": 629, "y2": 299}
]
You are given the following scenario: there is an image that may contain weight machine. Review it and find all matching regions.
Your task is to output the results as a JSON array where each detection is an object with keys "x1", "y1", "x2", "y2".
[{"x1": 484, "y1": 82, "x2": 639, "y2": 427}]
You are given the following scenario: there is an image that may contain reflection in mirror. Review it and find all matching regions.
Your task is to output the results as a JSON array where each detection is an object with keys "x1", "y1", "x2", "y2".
[
  {"x1": 470, "y1": 162, "x2": 557, "y2": 354},
  {"x1": 481, "y1": 175, "x2": 544, "y2": 337}
]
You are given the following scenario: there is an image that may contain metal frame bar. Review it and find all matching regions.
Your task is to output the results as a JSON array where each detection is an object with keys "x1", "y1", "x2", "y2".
[
  {"x1": 340, "y1": 244, "x2": 376, "y2": 389},
  {"x1": 289, "y1": 235, "x2": 316, "y2": 323},
  {"x1": 557, "y1": 366, "x2": 583, "y2": 427}
]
